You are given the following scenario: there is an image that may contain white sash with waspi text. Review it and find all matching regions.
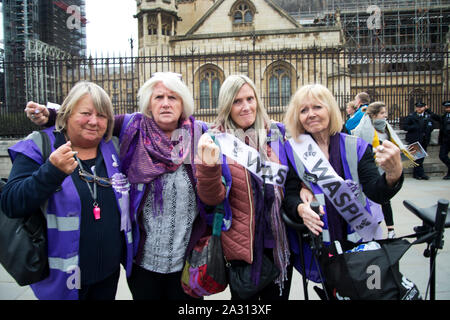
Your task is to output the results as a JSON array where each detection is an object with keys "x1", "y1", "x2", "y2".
[
  {"x1": 289, "y1": 134, "x2": 383, "y2": 241},
  {"x1": 215, "y1": 133, "x2": 288, "y2": 187}
]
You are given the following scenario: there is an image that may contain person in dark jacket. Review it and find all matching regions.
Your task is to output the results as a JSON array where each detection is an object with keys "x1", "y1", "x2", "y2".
[
  {"x1": 439, "y1": 100, "x2": 450, "y2": 179},
  {"x1": 25, "y1": 73, "x2": 208, "y2": 300},
  {"x1": 1, "y1": 81, "x2": 134, "y2": 300},
  {"x1": 403, "y1": 101, "x2": 440, "y2": 180}
]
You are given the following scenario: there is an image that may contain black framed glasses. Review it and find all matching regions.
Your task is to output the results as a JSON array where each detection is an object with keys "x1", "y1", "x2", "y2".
[{"x1": 78, "y1": 168, "x2": 112, "y2": 187}]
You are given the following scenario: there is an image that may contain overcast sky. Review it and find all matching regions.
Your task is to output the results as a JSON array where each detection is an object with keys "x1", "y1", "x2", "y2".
[{"x1": 85, "y1": 0, "x2": 138, "y2": 56}]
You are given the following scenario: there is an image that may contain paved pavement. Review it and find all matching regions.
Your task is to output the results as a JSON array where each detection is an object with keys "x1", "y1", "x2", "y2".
[{"x1": 1, "y1": 177, "x2": 449, "y2": 300}]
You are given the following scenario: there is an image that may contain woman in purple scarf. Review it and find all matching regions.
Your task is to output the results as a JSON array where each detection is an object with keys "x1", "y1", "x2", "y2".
[{"x1": 25, "y1": 72, "x2": 207, "y2": 300}]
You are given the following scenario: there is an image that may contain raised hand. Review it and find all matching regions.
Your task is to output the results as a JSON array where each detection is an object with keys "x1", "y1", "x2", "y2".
[
  {"x1": 374, "y1": 140, "x2": 403, "y2": 187},
  {"x1": 25, "y1": 101, "x2": 49, "y2": 126},
  {"x1": 197, "y1": 133, "x2": 220, "y2": 166},
  {"x1": 49, "y1": 141, "x2": 78, "y2": 175}
]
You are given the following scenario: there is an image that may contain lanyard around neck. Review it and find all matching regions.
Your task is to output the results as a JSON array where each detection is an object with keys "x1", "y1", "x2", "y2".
[{"x1": 75, "y1": 155, "x2": 101, "y2": 220}]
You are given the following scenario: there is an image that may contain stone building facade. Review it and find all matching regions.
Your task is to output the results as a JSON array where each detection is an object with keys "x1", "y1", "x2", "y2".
[
  {"x1": 134, "y1": 0, "x2": 348, "y2": 121},
  {"x1": 132, "y1": 0, "x2": 450, "y2": 122}
]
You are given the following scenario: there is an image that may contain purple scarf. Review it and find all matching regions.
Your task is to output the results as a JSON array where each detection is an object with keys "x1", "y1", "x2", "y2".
[{"x1": 120, "y1": 113, "x2": 195, "y2": 215}]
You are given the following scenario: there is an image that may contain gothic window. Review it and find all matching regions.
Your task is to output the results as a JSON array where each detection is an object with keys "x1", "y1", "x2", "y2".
[
  {"x1": 268, "y1": 68, "x2": 291, "y2": 107},
  {"x1": 199, "y1": 69, "x2": 222, "y2": 109},
  {"x1": 161, "y1": 15, "x2": 172, "y2": 36},
  {"x1": 148, "y1": 16, "x2": 157, "y2": 35},
  {"x1": 232, "y1": 2, "x2": 254, "y2": 24},
  {"x1": 162, "y1": 23, "x2": 170, "y2": 36}
]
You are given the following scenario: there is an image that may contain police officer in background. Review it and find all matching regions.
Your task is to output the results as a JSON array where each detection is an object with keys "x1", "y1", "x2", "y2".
[
  {"x1": 403, "y1": 101, "x2": 440, "y2": 180},
  {"x1": 439, "y1": 101, "x2": 450, "y2": 180}
]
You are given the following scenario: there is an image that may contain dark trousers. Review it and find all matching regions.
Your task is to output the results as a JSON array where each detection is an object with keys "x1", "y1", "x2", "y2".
[
  {"x1": 78, "y1": 268, "x2": 120, "y2": 300},
  {"x1": 230, "y1": 258, "x2": 293, "y2": 301},
  {"x1": 127, "y1": 263, "x2": 199, "y2": 300},
  {"x1": 413, "y1": 141, "x2": 428, "y2": 177},
  {"x1": 413, "y1": 142, "x2": 428, "y2": 178},
  {"x1": 382, "y1": 201, "x2": 394, "y2": 227},
  {"x1": 439, "y1": 141, "x2": 450, "y2": 174},
  {"x1": 413, "y1": 157, "x2": 426, "y2": 177}
]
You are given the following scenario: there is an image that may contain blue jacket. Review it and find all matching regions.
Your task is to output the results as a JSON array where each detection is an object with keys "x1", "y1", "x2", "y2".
[{"x1": 345, "y1": 106, "x2": 366, "y2": 132}]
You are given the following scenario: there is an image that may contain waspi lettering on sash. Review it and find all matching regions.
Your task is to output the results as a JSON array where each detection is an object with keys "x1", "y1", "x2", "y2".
[
  {"x1": 215, "y1": 133, "x2": 288, "y2": 187},
  {"x1": 289, "y1": 134, "x2": 383, "y2": 241}
]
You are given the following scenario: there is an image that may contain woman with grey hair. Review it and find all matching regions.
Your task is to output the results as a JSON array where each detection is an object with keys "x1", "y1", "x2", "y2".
[
  {"x1": 196, "y1": 74, "x2": 292, "y2": 300},
  {"x1": 25, "y1": 73, "x2": 208, "y2": 300},
  {"x1": 3, "y1": 81, "x2": 134, "y2": 300},
  {"x1": 118, "y1": 72, "x2": 204, "y2": 300}
]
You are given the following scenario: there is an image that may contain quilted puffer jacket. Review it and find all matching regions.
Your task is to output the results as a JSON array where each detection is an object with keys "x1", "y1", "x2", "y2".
[{"x1": 196, "y1": 158, "x2": 255, "y2": 264}]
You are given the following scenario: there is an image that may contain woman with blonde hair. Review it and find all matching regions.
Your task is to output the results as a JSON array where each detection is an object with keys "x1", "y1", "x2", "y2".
[
  {"x1": 2, "y1": 81, "x2": 134, "y2": 300},
  {"x1": 282, "y1": 84, "x2": 404, "y2": 292},
  {"x1": 196, "y1": 74, "x2": 292, "y2": 300}
]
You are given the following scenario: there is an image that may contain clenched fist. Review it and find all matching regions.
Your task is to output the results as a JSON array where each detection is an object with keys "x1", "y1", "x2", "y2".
[
  {"x1": 49, "y1": 141, "x2": 78, "y2": 175},
  {"x1": 197, "y1": 133, "x2": 220, "y2": 166},
  {"x1": 25, "y1": 101, "x2": 49, "y2": 126},
  {"x1": 374, "y1": 140, "x2": 403, "y2": 187}
]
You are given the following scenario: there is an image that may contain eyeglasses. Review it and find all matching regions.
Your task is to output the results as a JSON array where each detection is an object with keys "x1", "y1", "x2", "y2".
[
  {"x1": 78, "y1": 168, "x2": 112, "y2": 187},
  {"x1": 74, "y1": 155, "x2": 112, "y2": 187}
]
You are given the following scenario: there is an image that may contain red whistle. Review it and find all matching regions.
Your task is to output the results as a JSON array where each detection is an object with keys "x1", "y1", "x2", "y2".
[{"x1": 93, "y1": 206, "x2": 101, "y2": 220}]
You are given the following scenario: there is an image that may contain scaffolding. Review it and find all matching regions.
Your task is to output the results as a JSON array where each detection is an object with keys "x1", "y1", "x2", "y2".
[
  {"x1": 25, "y1": 39, "x2": 72, "y2": 104},
  {"x1": 2, "y1": 0, "x2": 86, "y2": 111},
  {"x1": 282, "y1": 0, "x2": 450, "y2": 51}
]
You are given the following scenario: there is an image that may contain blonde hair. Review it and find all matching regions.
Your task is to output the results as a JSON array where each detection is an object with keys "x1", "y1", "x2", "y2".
[
  {"x1": 137, "y1": 72, "x2": 194, "y2": 119},
  {"x1": 284, "y1": 83, "x2": 343, "y2": 139},
  {"x1": 347, "y1": 100, "x2": 357, "y2": 111},
  {"x1": 214, "y1": 74, "x2": 270, "y2": 152},
  {"x1": 56, "y1": 81, "x2": 114, "y2": 141}
]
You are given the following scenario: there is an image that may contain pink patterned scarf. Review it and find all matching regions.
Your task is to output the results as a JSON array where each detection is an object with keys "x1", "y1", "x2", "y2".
[{"x1": 120, "y1": 113, "x2": 194, "y2": 215}]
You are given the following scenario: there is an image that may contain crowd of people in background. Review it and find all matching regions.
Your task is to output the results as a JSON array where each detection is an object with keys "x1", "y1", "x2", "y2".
[
  {"x1": 344, "y1": 91, "x2": 450, "y2": 237},
  {"x1": 1, "y1": 72, "x2": 449, "y2": 301}
]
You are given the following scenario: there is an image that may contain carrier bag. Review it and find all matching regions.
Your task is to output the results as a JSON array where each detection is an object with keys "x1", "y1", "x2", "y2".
[
  {"x1": 320, "y1": 237, "x2": 422, "y2": 300},
  {"x1": 181, "y1": 209, "x2": 228, "y2": 298}
]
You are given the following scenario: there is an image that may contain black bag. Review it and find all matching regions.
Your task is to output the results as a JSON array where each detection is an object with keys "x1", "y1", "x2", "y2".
[
  {"x1": 320, "y1": 237, "x2": 422, "y2": 300},
  {"x1": 0, "y1": 131, "x2": 51, "y2": 286},
  {"x1": 227, "y1": 254, "x2": 280, "y2": 300}
]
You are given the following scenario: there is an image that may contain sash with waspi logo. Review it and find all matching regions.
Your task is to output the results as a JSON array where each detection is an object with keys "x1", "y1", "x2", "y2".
[
  {"x1": 288, "y1": 134, "x2": 383, "y2": 241},
  {"x1": 214, "y1": 132, "x2": 288, "y2": 187}
]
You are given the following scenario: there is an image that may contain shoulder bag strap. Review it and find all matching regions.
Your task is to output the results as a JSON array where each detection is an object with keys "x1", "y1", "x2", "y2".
[
  {"x1": 24, "y1": 131, "x2": 52, "y2": 236},
  {"x1": 39, "y1": 131, "x2": 52, "y2": 162}
]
